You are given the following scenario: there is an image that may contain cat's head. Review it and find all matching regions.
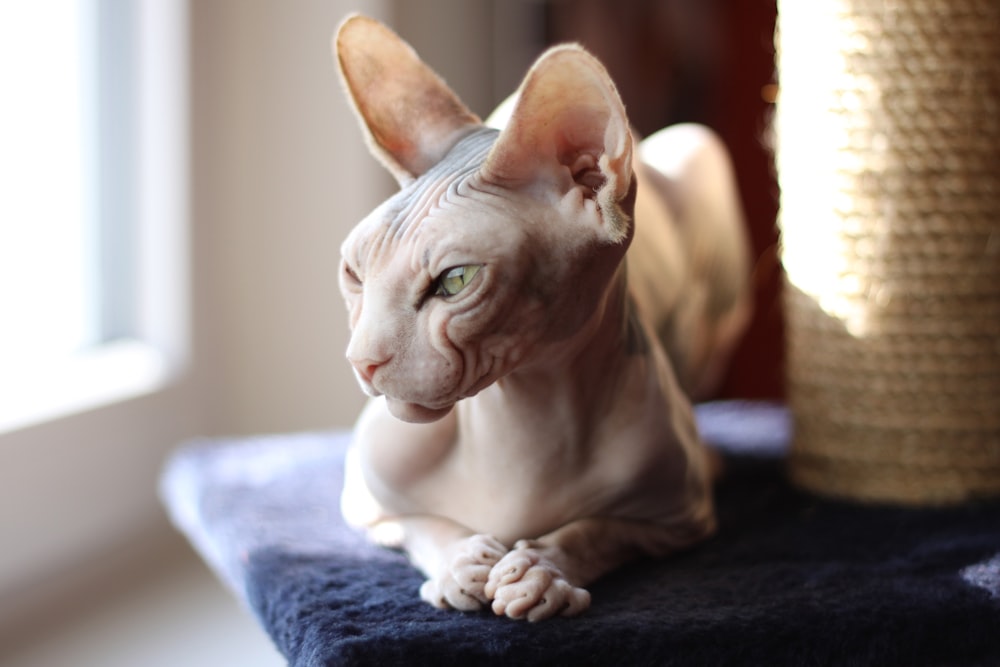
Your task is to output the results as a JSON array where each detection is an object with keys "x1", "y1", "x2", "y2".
[{"x1": 334, "y1": 15, "x2": 636, "y2": 423}]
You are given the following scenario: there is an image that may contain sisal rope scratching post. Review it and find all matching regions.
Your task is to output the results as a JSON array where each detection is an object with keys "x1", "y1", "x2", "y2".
[{"x1": 776, "y1": 0, "x2": 1000, "y2": 504}]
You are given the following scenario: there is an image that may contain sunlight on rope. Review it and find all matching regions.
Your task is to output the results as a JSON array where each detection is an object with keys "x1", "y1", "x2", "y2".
[{"x1": 776, "y1": 1, "x2": 882, "y2": 338}]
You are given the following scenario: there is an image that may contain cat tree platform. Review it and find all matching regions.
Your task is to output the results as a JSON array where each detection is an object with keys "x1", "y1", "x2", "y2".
[{"x1": 160, "y1": 401, "x2": 1000, "y2": 666}]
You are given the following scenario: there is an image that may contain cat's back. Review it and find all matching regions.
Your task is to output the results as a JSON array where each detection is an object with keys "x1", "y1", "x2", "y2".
[{"x1": 627, "y1": 124, "x2": 752, "y2": 398}]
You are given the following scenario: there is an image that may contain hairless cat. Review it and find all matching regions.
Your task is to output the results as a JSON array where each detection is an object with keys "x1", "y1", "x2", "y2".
[{"x1": 334, "y1": 14, "x2": 751, "y2": 621}]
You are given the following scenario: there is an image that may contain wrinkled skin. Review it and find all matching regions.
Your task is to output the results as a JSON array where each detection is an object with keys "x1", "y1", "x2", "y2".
[{"x1": 334, "y1": 15, "x2": 751, "y2": 621}]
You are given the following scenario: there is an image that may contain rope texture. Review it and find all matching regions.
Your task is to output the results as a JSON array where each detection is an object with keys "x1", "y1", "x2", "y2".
[{"x1": 777, "y1": 0, "x2": 1000, "y2": 504}]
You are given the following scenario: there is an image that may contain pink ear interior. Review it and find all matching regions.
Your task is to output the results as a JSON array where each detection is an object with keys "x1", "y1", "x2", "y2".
[
  {"x1": 335, "y1": 15, "x2": 480, "y2": 182},
  {"x1": 483, "y1": 45, "x2": 632, "y2": 203}
]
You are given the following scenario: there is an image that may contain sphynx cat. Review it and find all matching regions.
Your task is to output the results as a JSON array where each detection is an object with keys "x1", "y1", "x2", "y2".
[{"x1": 334, "y1": 15, "x2": 751, "y2": 621}]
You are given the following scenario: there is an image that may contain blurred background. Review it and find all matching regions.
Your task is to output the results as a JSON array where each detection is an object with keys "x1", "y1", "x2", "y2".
[{"x1": 0, "y1": 0, "x2": 777, "y2": 664}]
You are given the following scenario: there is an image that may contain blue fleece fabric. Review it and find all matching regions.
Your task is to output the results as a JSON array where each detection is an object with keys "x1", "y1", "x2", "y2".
[{"x1": 161, "y1": 402, "x2": 1000, "y2": 666}]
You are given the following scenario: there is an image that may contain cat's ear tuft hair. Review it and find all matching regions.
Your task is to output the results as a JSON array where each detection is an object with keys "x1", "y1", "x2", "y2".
[
  {"x1": 483, "y1": 45, "x2": 634, "y2": 243},
  {"x1": 334, "y1": 14, "x2": 481, "y2": 184}
]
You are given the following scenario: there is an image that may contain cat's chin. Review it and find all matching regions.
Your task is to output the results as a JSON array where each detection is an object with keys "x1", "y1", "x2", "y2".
[{"x1": 385, "y1": 398, "x2": 454, "y2": 424}]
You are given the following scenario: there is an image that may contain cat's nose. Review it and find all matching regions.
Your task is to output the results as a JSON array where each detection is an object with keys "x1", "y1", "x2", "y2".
[
  {"x1": 348, "y1": 356, "x2": 389, "y2": 386},
  {"x1": 346, "y1": 326, "x2": 392, "y2": 388}
]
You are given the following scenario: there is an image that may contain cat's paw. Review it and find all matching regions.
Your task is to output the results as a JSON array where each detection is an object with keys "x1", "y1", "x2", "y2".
[
  {"x1": 484, "y1": 541, "x2": 591, "y2": 621},
  {"x1": 420, "y1": 534, "x2": 508, "y2": 612}
]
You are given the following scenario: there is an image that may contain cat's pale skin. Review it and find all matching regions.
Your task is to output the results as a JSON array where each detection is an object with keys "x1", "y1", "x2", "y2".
[{"x1": 334, "y1": 15, "x2": 751, "y2": 621}]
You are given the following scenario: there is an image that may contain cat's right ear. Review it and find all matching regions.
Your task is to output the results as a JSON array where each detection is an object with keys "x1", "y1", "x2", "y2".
[
  {"x1": 334, "y1": 15, "x2": 481, "y2": 185},
  {"x1": 482, "y1": 45, "x2": 634, "y2": 244}
]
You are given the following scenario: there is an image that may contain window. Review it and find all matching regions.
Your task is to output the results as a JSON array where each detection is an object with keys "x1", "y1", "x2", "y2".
[
  {"x1": 0, "y1": 0, "x2": 181, "y2": 433},
  {"x1": 0, "y1": 2, "x2": 98, "y2": 370}
]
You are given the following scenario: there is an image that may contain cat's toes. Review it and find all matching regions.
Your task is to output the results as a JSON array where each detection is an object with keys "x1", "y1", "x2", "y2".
[
  {"x1": 483, "y1": 546, "x2": 538, "y2": 595},
  {"x1": 421, "y1": 534, "x2": 509, "y2": 612},
  {"x1": 520, "y1": 578, "x2": 590, "y2": 622},
  {"x1": 419, "y1": 576, "x2": 483, "y2": 612},
  {"x1": 484, "y1": 546, "x2": 591, "y2": 621},
  {"x1": 489, "y1": 567, "x2": 591, "y2": 621},
  {"x1": 451, "y1": 534, "x2": 508, "y2": 598}
]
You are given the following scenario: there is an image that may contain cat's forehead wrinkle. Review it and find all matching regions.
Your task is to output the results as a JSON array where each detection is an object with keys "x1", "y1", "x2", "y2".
[
  {"x1": 343, "y1": 201, "x2": 399, "y2": 274},
  {"x1": 344, "y1": 128, "x2": 504, "y2": 277},
  {"x1": 392, "y1": 129, "x2": 498, "y2": 226},
  {"x1": 406, "y1": 173, "x2": 526, "y2": 275},
  {"x1": 387, "y1": 132, "x2": 501, "y2": 243}
]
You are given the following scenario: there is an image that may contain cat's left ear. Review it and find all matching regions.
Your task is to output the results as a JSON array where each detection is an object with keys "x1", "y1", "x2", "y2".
[
  {"x1": 335, "y1": 15, "x2": 481, "y2": 184},
  {"x1": 483, "y1": 45, "x2": 634, "y2": 243}
]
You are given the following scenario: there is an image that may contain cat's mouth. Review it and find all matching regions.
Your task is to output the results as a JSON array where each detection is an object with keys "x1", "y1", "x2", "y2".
[
  {"x1": 357, "y1": 379, "x2": 458, "y2": 423},
  {"x1": 385, "y1": 397, "x2": 455, "y2": 424},
  {"x1": 355, "y1": 372, "x2": 459, "y2": 422}
]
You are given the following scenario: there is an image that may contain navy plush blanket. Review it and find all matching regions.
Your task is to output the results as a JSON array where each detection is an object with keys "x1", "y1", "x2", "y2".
[{"x1": 160, "y1": 402, "x2": 1000, "y2": 666}]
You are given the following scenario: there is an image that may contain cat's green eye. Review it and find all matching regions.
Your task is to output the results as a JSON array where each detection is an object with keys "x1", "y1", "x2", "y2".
[{"x1": 435, "y1": 264, "x2": 481, "y2": 297}]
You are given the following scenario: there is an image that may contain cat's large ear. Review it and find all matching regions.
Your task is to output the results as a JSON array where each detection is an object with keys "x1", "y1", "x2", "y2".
[
  {"x1": 334, "y1": 15, "x2": 481, "y2": 184},
  {"x1": 483, "y1": 45, "x2": 634, "y2": 243}
]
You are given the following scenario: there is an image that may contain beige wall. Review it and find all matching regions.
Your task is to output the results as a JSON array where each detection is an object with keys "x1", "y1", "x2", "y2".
[{"x1": 191, "y1": 0, "x2": 387, "y2": 435}]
